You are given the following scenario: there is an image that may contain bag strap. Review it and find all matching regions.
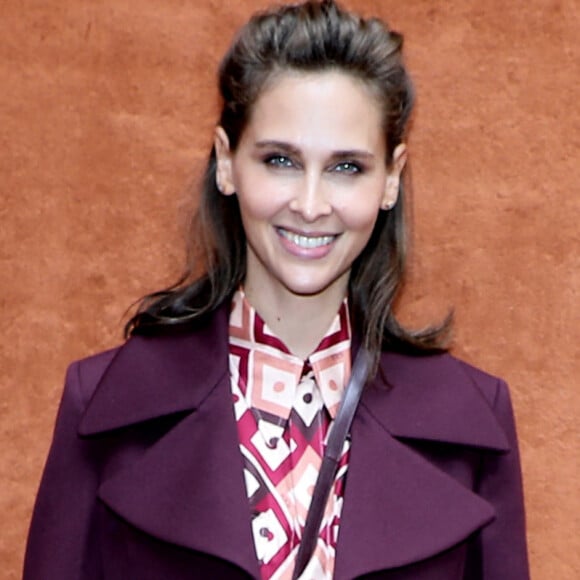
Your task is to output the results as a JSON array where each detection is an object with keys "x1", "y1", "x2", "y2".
[{"x1": 292, "y1": 347, "x2": 372, "y2": 580}]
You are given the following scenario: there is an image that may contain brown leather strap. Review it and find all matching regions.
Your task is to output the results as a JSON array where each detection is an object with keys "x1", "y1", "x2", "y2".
[{"x1": 292, "y1": 347, "x2": 371, "y2": 580}]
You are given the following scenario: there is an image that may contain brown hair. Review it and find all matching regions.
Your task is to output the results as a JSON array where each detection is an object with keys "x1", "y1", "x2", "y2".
[{"x1": 127, "y1": 0, "x2": 450, "y2": 367}]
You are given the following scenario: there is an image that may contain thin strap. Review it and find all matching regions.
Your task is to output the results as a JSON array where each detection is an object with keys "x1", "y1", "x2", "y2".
[{"x1": 292, "y1": 347, "x2": 372, "y2": 580}]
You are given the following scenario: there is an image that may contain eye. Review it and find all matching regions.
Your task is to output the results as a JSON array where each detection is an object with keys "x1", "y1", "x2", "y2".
[
  {"x1": 333, "y1": 161, "x2": 363, "y2": 175},
  {"x1": 264, "y1": 155, "x2": 295, "y2": 169}
]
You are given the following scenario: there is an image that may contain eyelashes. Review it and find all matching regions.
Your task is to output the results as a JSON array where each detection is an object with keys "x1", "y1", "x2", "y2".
[
  {"x1": 264, "y1": 154, "x2": 294, "y2": 168},
  {"x1": 333, "y1": 161, "x2": 363, "y2": 175},
  {"x1": 261, "y1": 153, "x2": 366, "y2": 175}
]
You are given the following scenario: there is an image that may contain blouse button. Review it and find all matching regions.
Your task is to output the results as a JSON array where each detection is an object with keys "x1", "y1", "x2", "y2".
[
  {"x1": 303, "y1": 393, "x2": 313, "y2": 404},
  {"x1": 267, "y1": 437, "x2": 279, "y2": 449}
]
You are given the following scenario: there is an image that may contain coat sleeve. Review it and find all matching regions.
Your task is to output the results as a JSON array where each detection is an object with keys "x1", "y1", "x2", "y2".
[
  {"x1": 464, "y1": 379, "x2": 530, "y2": 579},
  {"x1": 23, "y1": 361, "x2": 102, "y2": 580}
]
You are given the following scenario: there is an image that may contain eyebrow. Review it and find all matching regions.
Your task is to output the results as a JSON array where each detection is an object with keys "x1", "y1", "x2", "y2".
[{"x1": 254, "y1": 140, "x2": 376, "y2": 161}]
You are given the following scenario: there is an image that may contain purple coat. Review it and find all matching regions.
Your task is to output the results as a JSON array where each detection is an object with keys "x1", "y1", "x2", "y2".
[{"x1": 24, "y1": 305, "x2": 529, "y2": 579}]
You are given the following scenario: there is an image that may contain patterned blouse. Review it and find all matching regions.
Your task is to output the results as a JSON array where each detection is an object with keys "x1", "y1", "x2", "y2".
[{"x1": 228, "y1": 290, "x2": 352, "y2": 579}]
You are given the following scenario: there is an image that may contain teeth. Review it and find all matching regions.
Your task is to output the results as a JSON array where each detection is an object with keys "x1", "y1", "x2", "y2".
[{"x1": 278, "y1": 229, "x2": 335, "y2": 248}]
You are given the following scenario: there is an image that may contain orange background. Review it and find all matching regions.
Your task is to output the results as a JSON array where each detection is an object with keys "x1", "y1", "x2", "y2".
[{"x1": 1, "y1": 1, "x2": 578, "y2": 578}]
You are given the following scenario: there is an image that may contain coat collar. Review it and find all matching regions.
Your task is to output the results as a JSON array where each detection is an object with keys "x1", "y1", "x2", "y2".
[
  {"x1": 79, "y1": 304, "x2": 509, "y2": 577},
  {"x1": 78, "y1": 306, "x2": 231, "y2": 436},
  {"x1": 79, "y1": 305, "x2": 508, "y2": 452},
  {"x1": 364, "y1": 350, "x2": 509, "y2": 451}
]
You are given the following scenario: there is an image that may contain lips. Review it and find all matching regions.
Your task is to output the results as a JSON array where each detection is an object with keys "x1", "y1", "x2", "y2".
[{"x1": 276, "y1": 227, "x2": 337, "y2": 249}]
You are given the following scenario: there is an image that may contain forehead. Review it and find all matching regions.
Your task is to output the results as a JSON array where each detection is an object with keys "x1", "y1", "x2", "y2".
[{"x1": 241, "y1": 70, "x2": 385, "y2": 152}]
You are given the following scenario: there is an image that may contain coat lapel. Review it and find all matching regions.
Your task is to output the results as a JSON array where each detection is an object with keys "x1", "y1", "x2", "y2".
[
  {"x1": 78, "y1": 307, "x2": 511, "y2": 579},
  {"x1": 334, "y1": 352, "x2": 510, "y2": 579},
  {"x1": 78, "y1": 306, "x2": 261, "y2": 578}
]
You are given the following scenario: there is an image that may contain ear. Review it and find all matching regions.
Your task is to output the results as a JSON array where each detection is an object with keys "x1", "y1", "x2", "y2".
[
  {"x1": 381, "y1": 143, "x2": 407, "y2": 210},
  {"x1": 214, "y1": 126, "x2": 236, "y2": 195}
]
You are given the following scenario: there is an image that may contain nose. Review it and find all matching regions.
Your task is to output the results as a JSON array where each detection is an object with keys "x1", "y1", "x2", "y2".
[{"x1": 288, "y1": 172, "x2": 332, "y2": 222}]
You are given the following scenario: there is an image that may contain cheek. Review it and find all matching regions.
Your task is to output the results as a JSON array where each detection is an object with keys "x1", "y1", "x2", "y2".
[
  {"x1": 334, "y1": 178, "x2": 386, "y2": 231},
  {"x1": 337, "y1": 201, "x2": 382, "y2": 232},
  {"x1": 234, "y1": 180, "x2": 268, "y2": 219},
  {"x1": 236, "y1": 180, "x2": 294, "y2": 222},
  {"x1": 237, "y1": 191, "x2": 281, "y2": 222}
]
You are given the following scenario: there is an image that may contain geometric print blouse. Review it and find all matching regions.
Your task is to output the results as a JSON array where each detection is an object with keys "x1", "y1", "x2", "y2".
[{"x1": 228, "y1": 290, "x2": 352, "y2": 579}]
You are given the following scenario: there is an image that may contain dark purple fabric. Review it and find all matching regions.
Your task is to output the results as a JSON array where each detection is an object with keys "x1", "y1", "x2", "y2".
[{"x1": 24, "y1": 305, "x2": 529, "y2": 579}]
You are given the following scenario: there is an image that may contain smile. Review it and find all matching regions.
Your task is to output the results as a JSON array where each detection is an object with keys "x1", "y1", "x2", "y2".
[{"x1": 277, "y1": 228, "x2": 337, "y2": 249}]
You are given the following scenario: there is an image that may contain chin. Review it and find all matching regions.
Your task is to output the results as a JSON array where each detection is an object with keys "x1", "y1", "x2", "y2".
[
  {"x1": 280, "y1": 273, "x2": 347, "y2": 299},
  {"x1": 284, "y1": 284, "x2": 329, "y2": 298}
]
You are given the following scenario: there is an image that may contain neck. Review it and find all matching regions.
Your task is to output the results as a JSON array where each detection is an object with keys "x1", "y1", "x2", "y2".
[{"x1": 243, "y1": 283, "x2": 347, "y2": 360}]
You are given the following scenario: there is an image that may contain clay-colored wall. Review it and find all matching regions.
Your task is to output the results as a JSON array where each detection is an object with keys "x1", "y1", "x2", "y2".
[{"x1": 1, "y1": 1, "x2": 578, "y2": 578}]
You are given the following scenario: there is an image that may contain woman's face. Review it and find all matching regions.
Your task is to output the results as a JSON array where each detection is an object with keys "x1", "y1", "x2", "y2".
[{"x1": 215, "y1": 70, "x2": 406, "y2": 303}]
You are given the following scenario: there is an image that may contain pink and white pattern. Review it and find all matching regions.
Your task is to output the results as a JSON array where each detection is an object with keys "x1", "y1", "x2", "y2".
[{"x1": 229, "y1": 290, "x2": 351, "y2": 579}]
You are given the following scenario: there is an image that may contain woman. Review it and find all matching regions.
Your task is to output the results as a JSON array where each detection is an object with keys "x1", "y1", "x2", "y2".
[{"x1": 24, "y1": 1, "x2": 529, "y2": 578}]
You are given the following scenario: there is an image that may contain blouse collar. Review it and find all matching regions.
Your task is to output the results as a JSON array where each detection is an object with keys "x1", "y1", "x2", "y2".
[{"x1": 228, "y1": 289, "x2": 352, "y2": 420}]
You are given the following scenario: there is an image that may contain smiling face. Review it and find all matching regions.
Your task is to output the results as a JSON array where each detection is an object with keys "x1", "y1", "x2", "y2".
[{"x1": 215, "y1": 70, "x2": 406, "y2": 306}]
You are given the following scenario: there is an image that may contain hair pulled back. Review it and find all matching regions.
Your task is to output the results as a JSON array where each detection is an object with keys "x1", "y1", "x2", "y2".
[{"x1": 127, "y1": 0, "x2": 450, "y2": 366}]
